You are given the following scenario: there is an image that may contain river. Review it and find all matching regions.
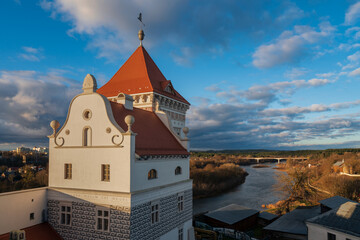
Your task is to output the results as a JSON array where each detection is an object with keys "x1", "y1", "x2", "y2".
[{"x1": 193, "y1": 162, "x2": 287, "y2": 215}]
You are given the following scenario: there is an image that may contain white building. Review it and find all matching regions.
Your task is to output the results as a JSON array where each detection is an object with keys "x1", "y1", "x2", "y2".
[
  {"x1": 0, "y1": 31, "x2": 194, "y2": 240},
  {"x1": 306, "y1": 202, "x2": 360, "y2": 240}
]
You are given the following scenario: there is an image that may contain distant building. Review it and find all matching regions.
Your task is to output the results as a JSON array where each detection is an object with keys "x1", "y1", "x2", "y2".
[
  {"x1": 332, "y1": 159, "x2": 344, "y2": 173},
  {"x1": 16, "y1": 147, "x2": 30, "y2": 154}
]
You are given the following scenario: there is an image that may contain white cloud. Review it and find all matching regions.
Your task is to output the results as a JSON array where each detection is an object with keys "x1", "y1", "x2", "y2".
[
  {"x1": 345, "y1": 2, "x2": 360, "y2": 25},
  {"x1": 349, "y1": 67, "x2": 360, "y2": 76},
  {"x1": 252, "y1": 22, "x2": 335, "y2": 68},
  {"x1": 347, "y1": 51, "x2": 360, "y2": 61},
  {"x1": 276, "y1": 4, "x2": 305, "y2": 23},
  {"x1": 19, "y1": 46, "x2": 43, "y2": 62},
  {"x1": 315, "y1": 72, "x2": 334, "y2": 78},
  {"x1": 0, "y1": 70, "x2": 81, "y2": 145}
]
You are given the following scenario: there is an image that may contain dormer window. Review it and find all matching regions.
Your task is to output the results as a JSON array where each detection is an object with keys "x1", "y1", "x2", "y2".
[
  {"x1": 148, "y1": 169, "x2": 157, "y2": 180},
  {"x1": 175, "y1": 166, "x2": 182, "y2": 175}
]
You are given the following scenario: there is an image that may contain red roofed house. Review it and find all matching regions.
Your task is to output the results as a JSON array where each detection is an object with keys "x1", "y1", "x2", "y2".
[{"x1": 0, "y1": 30, "x2": 193, "y2": 240}]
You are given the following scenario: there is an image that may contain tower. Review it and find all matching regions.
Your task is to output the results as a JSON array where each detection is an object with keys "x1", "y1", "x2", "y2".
[{"x1": 47, "y1": 31, "x2": 193, "y2": 240}]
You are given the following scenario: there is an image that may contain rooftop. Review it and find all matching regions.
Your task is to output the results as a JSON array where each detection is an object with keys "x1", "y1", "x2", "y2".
[
  {"x1": 204, "y1": 204, "x2": 259, "y2": 225},
  {"x1": 264, "y1": 206, "x2": 321, "y2": 235},
  {"x1": 97, "y1": 46, "x2": 189, "y2": 105},
  {"x1": 307, "y1": 202, "x2": 360, "y2": 237},
  {"x1": 258, "y1": 211, "x2": 278, "y2": 221},
  {"x1": 0, "y1": 223, "x2": 62, "y2": 240},
  {"x1": 110, "y1": 102, "x2": 188, "y2": 156},
  {"x1": 319, "y1": 196, "x2": 357, "y2": 209}
]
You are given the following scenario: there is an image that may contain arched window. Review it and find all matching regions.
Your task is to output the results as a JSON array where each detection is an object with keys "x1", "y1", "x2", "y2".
[
  {"x1": 148, "y1": 169, "x2": 157, "y2": 180},
  {"x1": 83, "y1": 127, "x2": 92, "y2": 146},
  {"x1": 175, "y1": 166, "x2": 182, "y2": 175}
]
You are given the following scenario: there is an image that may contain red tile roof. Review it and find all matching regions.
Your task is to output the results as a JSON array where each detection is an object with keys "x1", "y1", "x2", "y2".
[
  {"x1": 97, "y1": 46, "x2": 190, "y2": 105},
  {"x1": 110, "y1": 102, "x2": 189, "y2": 156},
  {"x1": 0, "y1": 223, "x2": 62, "y2": 240}
]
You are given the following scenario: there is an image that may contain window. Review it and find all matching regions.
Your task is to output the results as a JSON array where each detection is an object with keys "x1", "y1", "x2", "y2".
[
  {"x1": 60, "y1": 204, "x2": 72, "y2": 226},
  {"x1": 102, "y1": 164, "x2": 110, "y2": 181},
  {"x1": 148, "y1": 169, "x2": 157, "y2": 180},
  {"x1": 96, "y1": 208, "x2": 110, "y2": 231},
  {"x1": 151, "y1": 203, "x2": 159, "y2": 224},
  {"x1": 328, "y1": 233, "x2": 336, "y2": 240},
  {"x1": 83, "y1": 127, "x2": 92, "y2": 146},
  {"x1": 64, "y1": 164, "x2": 72, "y2": 179},
  {"x1": 178, "y1": 227, "x2": 183, "y2": 240},
  {"x1": 178, "y1": 193, "x2": 184, "y2": 212},
  {"x1": 175, "y1": 166, "x2": 182, "y2": 175},
  {"x1": 30, "y1": 213, "x2": 34, "y2": 220}
]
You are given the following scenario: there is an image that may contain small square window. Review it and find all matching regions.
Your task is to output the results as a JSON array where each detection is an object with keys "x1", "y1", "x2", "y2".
[
  {"x1": 64, "y1": 164, "x2": 72, "y2": 179},
  {"x1": 30, "y1": 213, "x2": 34, "y2": 220},
  {"x1": 101, "y1": 164, "x2": 110, "y2": 182}
]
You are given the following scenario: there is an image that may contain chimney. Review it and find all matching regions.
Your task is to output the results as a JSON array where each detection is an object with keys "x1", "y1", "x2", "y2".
[{"x1": 116, "y1": 93, "x2": 134, "y2": 110}]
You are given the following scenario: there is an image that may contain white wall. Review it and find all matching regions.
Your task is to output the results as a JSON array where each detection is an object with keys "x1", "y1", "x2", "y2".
[
  {"x1": 307, "y1": 223, "x2": 360, "y2": 240},
  {"x1": 131, "y1": 157, "x2": 189, "y2": 192},
  {"x1": 159, "y1": 219, "x2": 193, "y2": 240},
  {"x1": 0, "y1": 188, "x2": 47, "y2": 235},
  {"x1": 49, "y1": 92, "x2": 135, "y2": 193}
]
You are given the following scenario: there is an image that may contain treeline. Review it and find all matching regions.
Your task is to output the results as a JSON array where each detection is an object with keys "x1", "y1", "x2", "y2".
[
  {"x1": 190, "y1": 161, "x2": 248, "y2": 199},
  {"x1": 191, "y1": 148, "x2": 360, "y2": 158}
]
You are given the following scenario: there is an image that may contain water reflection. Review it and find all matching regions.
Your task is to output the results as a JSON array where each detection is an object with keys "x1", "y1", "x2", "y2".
[{"x1": 193, "y1": 162, "x2": 286, "y2": 215}]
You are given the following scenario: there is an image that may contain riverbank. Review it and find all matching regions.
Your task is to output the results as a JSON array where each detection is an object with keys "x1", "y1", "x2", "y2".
[
  {"x1": 191, "y1": 163, "x2": 248, "y2": 199},
  {"x1": 193, "y1": 162, "x2": 286, "y2": 215}
]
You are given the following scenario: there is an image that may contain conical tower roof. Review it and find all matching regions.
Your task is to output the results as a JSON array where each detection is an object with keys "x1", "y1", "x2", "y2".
[{"x1": 97, "y1": 46, "x2": 189, "y2": 105}]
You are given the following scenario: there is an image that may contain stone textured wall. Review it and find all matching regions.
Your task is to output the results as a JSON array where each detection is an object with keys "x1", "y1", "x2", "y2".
[
  {"x1": 48, "y1": 189, "x2": 192, "y2": 240},
  {"x1": 130, "y1": 189, "x2": 192, "y2": 240},
  {"x1": 48, "y1": 200, "x2": 131, "y2": 240}
]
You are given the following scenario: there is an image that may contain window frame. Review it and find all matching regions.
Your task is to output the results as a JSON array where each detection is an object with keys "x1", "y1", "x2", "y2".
[
  {"x1": 175, "y1": 166, "x2": 182, "y2": 175},
  {"x1": 177, "y1": 193, "x2": 184, "y2": 212},
  {"x1": 178, "y1": 227, "x2": 183, "y2": 240},
  {"x1": 64, "y1": 163, "x2": 72, "y2": 180},
  {"x1": 148, "y1": 169, "x2": 157, "y2": 180},
  {"x1": 151, "y1": 201, "x2": 160, "y2": 224},
  {"x1": 101, "y1": 164, "x2": 110, "y2": 182},
  {"x1": 96, "y1": 207, "x2": 110, "y2": 232},
  {"x1": 327, "y1": 232, "x2": 336, "y2": 240},
  {"x1": 59, "y1": 202, "x2": 72, "y2": 226}
]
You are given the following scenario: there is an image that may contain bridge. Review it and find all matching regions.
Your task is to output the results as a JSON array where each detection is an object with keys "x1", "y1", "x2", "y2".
[{"x1": 240, "y1": 157, "x2": 308, "y2": 164}]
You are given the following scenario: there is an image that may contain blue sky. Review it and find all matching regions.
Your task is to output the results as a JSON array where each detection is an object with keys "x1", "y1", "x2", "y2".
[{"x1": 2, "y1": 0, "x2": 360, "y2": 150}]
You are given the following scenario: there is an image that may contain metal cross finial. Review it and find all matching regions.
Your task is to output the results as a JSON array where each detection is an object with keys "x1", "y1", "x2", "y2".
[{"x1": 138, "y1": 13, "x2": 145, "y2": 28}]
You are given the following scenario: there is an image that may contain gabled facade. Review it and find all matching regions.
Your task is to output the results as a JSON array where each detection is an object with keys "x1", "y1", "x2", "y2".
[{"x1": 46, "y1": 41, "x2": 194, "y2": 239}]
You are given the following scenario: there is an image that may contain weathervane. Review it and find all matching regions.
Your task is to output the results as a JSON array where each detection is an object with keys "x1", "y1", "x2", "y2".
[{"x1": 138, "y1": 13, "x2": 145, "y2": 46}]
